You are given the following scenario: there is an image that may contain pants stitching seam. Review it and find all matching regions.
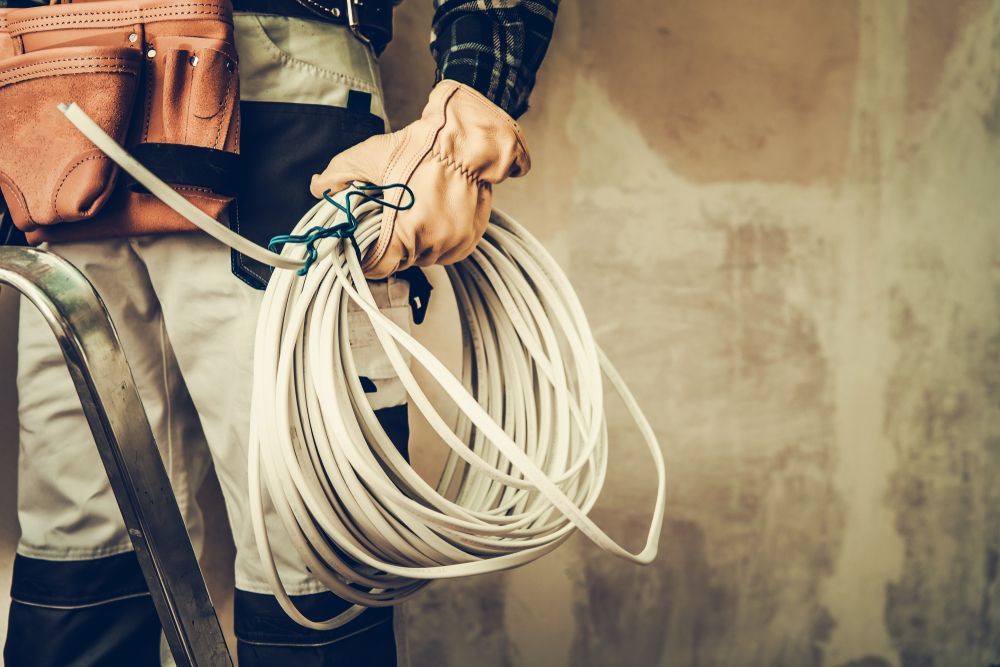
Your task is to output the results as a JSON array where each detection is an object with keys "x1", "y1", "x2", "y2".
[
  {"x1": 237, "y1": 617, "x2": 391, "y2": 647},
  {"x1": 11, "y1": 590, "x2": 152, "y2": 610}
]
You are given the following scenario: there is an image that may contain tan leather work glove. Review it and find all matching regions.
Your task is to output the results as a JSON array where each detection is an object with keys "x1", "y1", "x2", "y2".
[{"x1": 310, "y1": 79, "x2": 531, "y2": 279}]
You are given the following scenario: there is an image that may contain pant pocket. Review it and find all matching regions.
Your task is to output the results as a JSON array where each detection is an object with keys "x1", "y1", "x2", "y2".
[
  {"x1": 230, "y1": 100, "x2": 385, "y2": 288},
  {"x1": 0, "y1": 45, "x2": 141, "y2": 231}
]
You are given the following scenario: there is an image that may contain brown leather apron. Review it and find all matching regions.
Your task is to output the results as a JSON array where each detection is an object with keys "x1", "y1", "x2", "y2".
[{"x1": 0, "y1": 0, "x2": 240, "y2": 244}]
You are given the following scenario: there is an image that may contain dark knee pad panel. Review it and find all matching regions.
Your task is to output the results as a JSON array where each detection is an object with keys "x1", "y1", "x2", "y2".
[
  {"x1": 4, "y1": 552, "x2": 160, "y2": 667},
  {"x1": 235, "y1": 590, "x2": 397, "y2": 667}
]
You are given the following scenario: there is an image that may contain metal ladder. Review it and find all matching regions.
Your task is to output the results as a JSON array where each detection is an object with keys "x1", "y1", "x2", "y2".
[{"x1": 0, "y1": 246, "x2": 233, "y2": 666}]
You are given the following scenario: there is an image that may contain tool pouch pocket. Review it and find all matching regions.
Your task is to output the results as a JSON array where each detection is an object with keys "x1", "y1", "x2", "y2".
[
  {"x1": 122, "y1": 34, "x2": 240, "y2": 207},
  {"x1": 146, "y1": 37, "x2": 238, "y2": 150},
  {"x1": 0, "y1": 46, "x2": 141, "y2": 232}
]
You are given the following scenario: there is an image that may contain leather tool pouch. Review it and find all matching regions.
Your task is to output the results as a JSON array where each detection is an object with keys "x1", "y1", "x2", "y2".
[{"x1": 0, "y1": 0, "x2": 239, "y2": 242}]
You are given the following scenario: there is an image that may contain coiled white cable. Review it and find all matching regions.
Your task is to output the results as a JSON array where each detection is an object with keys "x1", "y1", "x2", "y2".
[{"x1": 61, "y1": 103, "x2": 668, "y2": 631}]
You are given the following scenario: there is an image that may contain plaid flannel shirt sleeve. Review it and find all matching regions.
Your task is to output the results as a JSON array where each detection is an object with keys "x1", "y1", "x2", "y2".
[{"x1": 430, "y1": 0, "x2": 559, "y2": 119}]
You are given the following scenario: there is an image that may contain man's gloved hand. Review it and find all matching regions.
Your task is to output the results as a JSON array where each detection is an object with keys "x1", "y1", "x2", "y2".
[{"x1": 310, "y1": 79, "x2": 531, "y2": 279}]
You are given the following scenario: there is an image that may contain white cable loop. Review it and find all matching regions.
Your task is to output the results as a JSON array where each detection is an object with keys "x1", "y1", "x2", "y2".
[{"x1": 60, "y1": 103, "x2": 668, "y2": 631}]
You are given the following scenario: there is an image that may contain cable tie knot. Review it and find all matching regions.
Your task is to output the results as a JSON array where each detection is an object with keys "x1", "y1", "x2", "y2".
[{"x1": 268, "y1": 182, "x2": 415, "y2": 276}]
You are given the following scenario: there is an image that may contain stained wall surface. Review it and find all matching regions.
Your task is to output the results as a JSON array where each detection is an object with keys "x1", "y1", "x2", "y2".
[{"x1": 2, "y1": 1, "x2": 999, "y2": 666}]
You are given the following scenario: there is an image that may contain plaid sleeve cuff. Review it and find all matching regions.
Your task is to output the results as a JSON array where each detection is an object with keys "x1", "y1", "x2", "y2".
[{"x1": 430, "y1": 0, "x2": 559, "y2": 119}]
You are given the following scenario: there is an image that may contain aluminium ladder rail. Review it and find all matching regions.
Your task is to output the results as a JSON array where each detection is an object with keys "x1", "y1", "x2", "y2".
[{"x1": 0, "y1": 246, "x2": 233, "y2": 667}]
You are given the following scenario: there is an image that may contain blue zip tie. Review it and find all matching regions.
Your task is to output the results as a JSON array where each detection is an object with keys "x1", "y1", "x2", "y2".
[{"x1": 268, "y1": 182, "x2": 415, "y2": 276}]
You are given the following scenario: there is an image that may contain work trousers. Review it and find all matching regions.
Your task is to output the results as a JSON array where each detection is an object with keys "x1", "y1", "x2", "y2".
[{"x1": 4, "y1": 14, "x2": 410, "y2": 666}]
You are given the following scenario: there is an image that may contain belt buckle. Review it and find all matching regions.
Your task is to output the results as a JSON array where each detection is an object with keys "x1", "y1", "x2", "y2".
[{"x1": 346, "y1": 0, "x2": 372, "y2": 49}]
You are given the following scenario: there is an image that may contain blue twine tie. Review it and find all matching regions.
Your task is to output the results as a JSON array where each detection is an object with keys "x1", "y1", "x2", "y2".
[{"x1": 268, "y1": 183, "x2": 415, "y2": 276}]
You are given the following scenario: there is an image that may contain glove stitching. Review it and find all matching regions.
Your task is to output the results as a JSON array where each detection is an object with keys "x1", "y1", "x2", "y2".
[
  {"x1": 382, "y1": 133, "x2": 410, "y2": 186},
  {"x1": 365, "y1": 132, "x2": 427, "y2": 272},
  {"x1": 365, "y1": 104, "x2": 449, "y2": 274},
  {"x1": 430, "y1": 149, "x2": 486, "y2": 188}
]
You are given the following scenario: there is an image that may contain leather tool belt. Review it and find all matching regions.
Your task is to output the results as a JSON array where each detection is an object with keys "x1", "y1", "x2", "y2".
[{"x1": 0, "y1": 0, "x2": 241, "y2": 244}]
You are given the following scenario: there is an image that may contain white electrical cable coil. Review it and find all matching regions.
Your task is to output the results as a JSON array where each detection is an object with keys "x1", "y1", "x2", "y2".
[{"x1": 60, "y1": 103, "x2": 668, "y2": 631}]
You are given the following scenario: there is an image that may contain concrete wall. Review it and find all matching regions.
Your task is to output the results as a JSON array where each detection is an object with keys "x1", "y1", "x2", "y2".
[{"x1": 3, "y1": 1, "x2": 1000, "y2": 666}]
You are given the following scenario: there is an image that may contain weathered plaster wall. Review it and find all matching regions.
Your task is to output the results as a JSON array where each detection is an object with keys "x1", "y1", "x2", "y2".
[
  {"x1": 1, "y1": 2, "x2": 998, "y2": 666},
  {"x1": 385, "y1": 1, "x2": 1000, "y2": 666}
]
